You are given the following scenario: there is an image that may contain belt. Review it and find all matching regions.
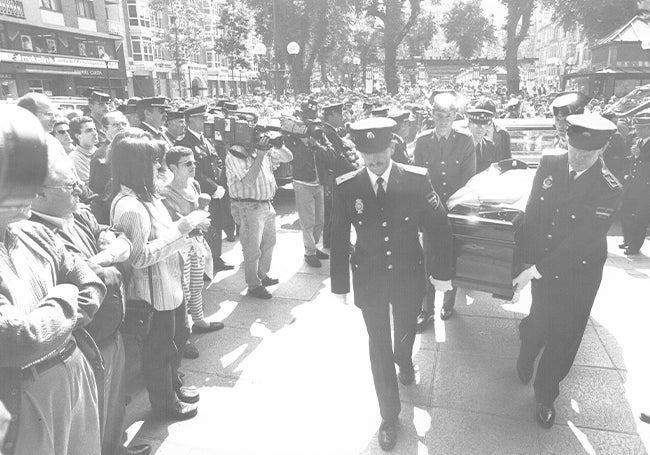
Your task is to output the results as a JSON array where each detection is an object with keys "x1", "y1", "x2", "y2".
[
  {"x1": 21, "y1": 338, "x2": 77, "y2": 381},
  {"x1": 231, "y1": 198, "x2": 271, "y2": 203}
]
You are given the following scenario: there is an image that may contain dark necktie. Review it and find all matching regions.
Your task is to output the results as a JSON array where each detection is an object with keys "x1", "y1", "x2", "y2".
[
  {"x1": 376, "y1": 177, "x2": 386, "y2": 207},
  {"x1": 569, "y1": 170, "x2": 577, "y2": 181},
  {"x1": 476, "y1": 143, "x2": 482, "y2": 165}
]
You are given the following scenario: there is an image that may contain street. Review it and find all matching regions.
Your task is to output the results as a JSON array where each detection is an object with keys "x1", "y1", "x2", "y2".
[{"x1": 124, "y1": 187, "x2": 650, "y2": 455}]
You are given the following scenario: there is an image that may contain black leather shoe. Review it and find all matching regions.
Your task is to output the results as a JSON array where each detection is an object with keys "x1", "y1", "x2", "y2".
[
  {"x1": 618, "y1": 241, "x2": 629, "y2": 249},
  {"x1": 416, "y1": 311, "x2": 433, "y2": 332},
  {"x1": 247, "y1": 285, "x2": 272, "y2": 299},
  {"x1": 214, "y1": 260, "x2": 235, "y2": 271},
  {"x1": 378, "y1": 419, "x2": 398, "y2": 451},
  {"x1": 153, "y1": 401, "x2": 198, "y2": 421},
  {"x1": 398, "y1": 365, "x2": 415, "y2": 386},
  {"x1": 315, "y1": 249, "x2": 329, "y2": 260},
  {"x1": 440, "y1": 307, "x2": 454, "y2": 321},
  {"x1": 536, "y1": 401, "x2": 555, "y2": 429},
  {"x1": 226, "y1": 234, "x2": 236, "y2": 242},
  {"x1": 640, "y1": 412, "x2": 650, "y2": 424},
  {"x1": 192, "y1": 321, "x2": 224, "y2": 333},
  {"x1": 261, "y1": 276, "x2": 279, "y2": 286},
  {"x1": 304, "y1": 254, "x2": 322, "y2": 267},
  {"x1": 516, "y1": 349, "x2": 534, "y2": 385},
  {"x1": 125, "y1": 444, "x2": 152, "y2": 455},
  {"x1": 176, "y1": 386, "x2": 200, "y2": 404},
  {"x1": 183, "y1": 342, "x2": 199, "y2": 359},
  {"x1": 624, "y1": 248, "x2": 640, "y2": 255}
]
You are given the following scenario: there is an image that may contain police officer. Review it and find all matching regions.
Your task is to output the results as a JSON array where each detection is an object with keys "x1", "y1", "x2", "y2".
[
  {"x1": 413, "y1": 92, "x2": 476, "y2": 327},
  {"x1": 85, "y1": 89, "x2": 111, "y2": 146},
  {"x1": 512, "y1": 114, "x2": 622, "y2": 429},
  {"x1": 136, "y1": 97, "x2": 172, "y2": 146},
  {"x1": 619, "y1": 110, "x2": 650, "y2": 255},
  {"x1": 117, "y1": 97, "x2": 142, "y2": 129},
  {"x1": 477, "y1": 98, "x2": 512, "y2": 161},
  {"x1": 549, "y1": 91, "x2": 590, "y2": 150},
  {"x1": 387, "y1": 109, "x2": 412, "y2": 165},
  {"x1": 176, "y1": 103, "x2": 233, "y2": 272},
  {"x1": 165, "y1": 107, "x2": 187, "y2": 144},
  {"x1": 467, "y1": 108, "x2": 500, "y2": 173},
  {"x1": 330, "y1": 117, "x2": 454, "y2": 452}
]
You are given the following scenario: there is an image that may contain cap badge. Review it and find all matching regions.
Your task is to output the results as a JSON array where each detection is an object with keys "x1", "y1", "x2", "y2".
[
  {"x1": 366, "y1": 131, "x2": 375, "y2": 140},
  {"x1": 355, "y1": 198, "x2": 364, "y2": 214},
  {"x1": 542, "y1": 175, "x2": 553, "y2": 190}
]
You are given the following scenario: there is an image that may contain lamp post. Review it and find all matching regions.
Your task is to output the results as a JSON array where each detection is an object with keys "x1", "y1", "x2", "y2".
[
  {"x1": 352, "y1": 56, "x2": 360, "y2": 90},
  {"x1": 102, "y1": 53, "x2": 111, "y2": 97},
  {"x1": 286, "y1": 41, "x2": 299, "y2": 94}
]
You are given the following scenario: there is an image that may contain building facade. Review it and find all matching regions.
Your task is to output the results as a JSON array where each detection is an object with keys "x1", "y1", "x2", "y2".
[{"x1": 0, "y1": 0, "x2": 126, "y2": 99}]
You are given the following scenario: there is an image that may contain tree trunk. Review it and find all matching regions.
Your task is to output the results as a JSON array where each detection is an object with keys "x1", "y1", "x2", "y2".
[
  {"x1": 384, "y1": 45, "x2": 399, "y2": 94},
  {"x1": 505, "y1": 42, "x2": 520, "y2": 95},
  {"x1": 320, "y1": 59, "x2": 329, "y2": 86}
]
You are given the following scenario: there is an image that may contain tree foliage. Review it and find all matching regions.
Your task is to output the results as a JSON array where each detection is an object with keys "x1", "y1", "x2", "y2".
[
  {"x1": 442, "y1": 0, "x2": 495, "y2": 59},
  {"x1": 213, "y1": 0, "x2": 253, "y2": 70},
  {"x1": 403, "y1": 11, "x2": 437, "y2": 58},
  {"x1": 501, "y1": 0, "x2": 536, "y2": 94},
  {"x1": 542, "y1": 0, "x2": 639, "y2": 40}
]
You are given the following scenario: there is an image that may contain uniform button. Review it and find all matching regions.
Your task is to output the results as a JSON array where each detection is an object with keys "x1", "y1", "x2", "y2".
[
  {"x1": 555, "y1": 209, "x2": 559, "y2": 213},
  {"x1": 551, "y1": 222, "x2": 555, "y2": 226},
  {"x1": 442, "y1": 171, "x2": 446, "y2": 176},
  {"x1": 388, "y1": 264, "x2": 393, "y2": 270},
  {"x1": 442, "y1": 182, "x2": 447, "y2": 185},
  {"x1": 571, "y1": 215, "x2": 575, "y2": 219},
  {"x1": 404, "y1": 216, "x2": 409, "y2": 221},
  {"x1": 358, "y1": 220, "x2": 363, "y2": 225},
  {"x1": 455, "y1": 160, "x2": 459, "y2": 164},
  {"x1": 386, "y1": 251, "x2": 392, "y2": 256},
  {"x1": 384, "y1": 236, "x2": 389, "y2": 241},
  {"x1": 540, "y1": 196, "x2": 544, "y2": 201},
  {"x1": 581, "y1": 260, "x2": 587, "y2": 264},
  {"x1": 425, "y1": 161, "x2": 429, "y2": 165},
  {"x1": 547, "y1": 234, "x2": 552, "y2": 238},
  {"x1": 441, "y1": 161, "x2": 445, "y2": 165},
  {"x1": 544, "y1": 247, "x2": 549, "y2": 251},
  {"x1": 382, "y1": 221, "x2": 387, "y2": 227},
  {"x1": 554, "y1": 275, "x2": 559, "y2": 279}
]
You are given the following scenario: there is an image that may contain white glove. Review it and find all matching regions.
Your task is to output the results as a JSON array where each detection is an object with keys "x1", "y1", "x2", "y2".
[
  {"x1": 429, "y1": 277, "x2": 453, "y2": 293},
  {"x1": 512, "y1": 265, "x2": 540, "y2": 293},
  {"x1": 212, "y1": 185, "x2": 226, "y2": 199},
  {"x1": 333, "y1": 293, "x2": 350, "y2": 305}
]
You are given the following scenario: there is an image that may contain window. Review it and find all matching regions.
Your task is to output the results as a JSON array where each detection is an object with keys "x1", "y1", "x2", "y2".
[
  {"x1": 132, "y1": 37, "x2": 153, "y2": 61},
  {"x1": 128, "y1": 4, "x2": 138, "y2": 26},
  {"x1": 41, "y1": 0, "x2": 62, "y2": 11},
  {"x1": 151, "y1": 11, "x2": 162, "y2": 28},
  {"x1": 76, "y1": 0, "x2": 95, "y2": 19},
  {"x1": 207, "y1": 51, "x2": 214, "y2": 68},
  {"x1": 154, "y1": 44, "x2": 163, "y2": 60}
]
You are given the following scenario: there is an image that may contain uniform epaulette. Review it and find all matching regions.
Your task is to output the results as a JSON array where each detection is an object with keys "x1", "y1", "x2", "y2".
[
  {"x1": 401, "y1": 164, "x2": 427, "y2": 176},
  {"x1": 416, "y1": 129, "x2": 434, "y2": 140},
  {"x1": 602, "y1": 168, "x2": 621, "y2": 190},
  {"x1": 335, "y1": 169, "x2": 359, "y2": 185}
]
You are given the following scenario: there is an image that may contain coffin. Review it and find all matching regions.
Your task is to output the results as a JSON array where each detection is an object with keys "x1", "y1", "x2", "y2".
[{"x1": 446, "y1": 161, "x2": 535, "y2": 300}]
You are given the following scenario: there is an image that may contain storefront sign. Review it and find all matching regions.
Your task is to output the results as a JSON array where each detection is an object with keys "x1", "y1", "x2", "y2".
[
  {"x1": 80, "y1": 70, "x2": 104, "y2": 76},
  {"x1": 0, "y1": 73, "x2": 13, "y2": 79},
  {"x1": 0, "y1": 51, "x2": 119, "y2": 70}
]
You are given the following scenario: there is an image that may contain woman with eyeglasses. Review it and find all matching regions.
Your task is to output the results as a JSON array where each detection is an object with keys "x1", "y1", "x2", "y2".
[
  {"x1": 161, "y1": 146, "x2": 224, "y2": 341},
  {"x1": 109, "y1": 129, "x2": 210, "y2": 421}
]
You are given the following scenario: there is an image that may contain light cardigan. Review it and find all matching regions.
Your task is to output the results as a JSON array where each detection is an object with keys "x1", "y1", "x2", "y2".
[{"x1": 111, "y1": 186, "x2": 189, "y2": 311}]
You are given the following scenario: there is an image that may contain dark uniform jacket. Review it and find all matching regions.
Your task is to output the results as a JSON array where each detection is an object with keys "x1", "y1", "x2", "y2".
[
  {"x1": 391, "y1": 134, "x2": 411, "y2": 165},
  {"x1": 475, "y1": 136, "x2": 499, "y2": 173},
  {"x1": 413, "y1": 128, "x2": 476, "y2": 204},
  {"x1": 492, "y1": 124, "x2": 512, "y2": 163},
  {"x1": 285, "y1": 135, "x2": 337, "y2": 184},
  {"x1": 176, "y1": 128, "x2": 223, "y2": 196},
  {"x1": 140, "y1": 122, "x2": 173, "y2": 147},
  {"x1": 623, "y1": 138, "x2": 650, "y2": 202},
  {"x1": 516, "y1": 154, "x2": 622, "y2": 281},
  {"x1": 92, "y1": 115, "x2": 107, "y2": 147},
  {"x1": 330, "y1": 163, "x2": 454, "y2": 307},
  {"x1": 323, "y1": 122, "x2": 357, "y2": 178}
]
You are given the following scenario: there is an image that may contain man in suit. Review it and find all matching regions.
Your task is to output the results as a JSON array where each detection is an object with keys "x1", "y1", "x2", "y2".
[
  {"x1": 512, "y1": 114, "x2": 622, "y2": 429},
  {"x1": 413, "y1": 92, "x2": 476, "y2": 327},
  {"x1": 136, "y1": 97, "x2": 172, "y2": 147},
  {"x1": 478, "y1": 98, "x2": 511, "y2": 161},
  {"x1": 176, "y1": 103, "x2": 233, "y2": 272},
  {"x1": 330, "y1": 117, "x2": 454, "y2": 451},
  {"x1": 550, "y1": 92, "x2": 590, "y2": 150},
  {"x1": 619, "y1": 111, "x2": 650, "y2": 255}
]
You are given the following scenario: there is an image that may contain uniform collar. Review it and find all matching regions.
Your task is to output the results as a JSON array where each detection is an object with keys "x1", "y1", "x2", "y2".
[{"x1": 367, "y1": 160, "x2": 393, "y2": 194}]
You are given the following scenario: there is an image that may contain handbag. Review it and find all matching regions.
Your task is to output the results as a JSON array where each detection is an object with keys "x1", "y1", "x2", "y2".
[{"x1": 121, "y1": 266, "x2": 155, "y2": 339}]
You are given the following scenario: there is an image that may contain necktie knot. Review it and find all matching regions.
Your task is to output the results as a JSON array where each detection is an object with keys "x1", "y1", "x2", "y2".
[{"x1": 569, "y1": 170, "x2": 577, "y2": 180}]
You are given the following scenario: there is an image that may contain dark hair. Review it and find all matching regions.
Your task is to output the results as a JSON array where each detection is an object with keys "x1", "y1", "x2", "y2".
[
  {"x1": 52, "y1": 116, "x2": 69, "y2": 130},
  {"x1": 110, "y1": 128, "x2": 157, "y2": 202},
  {"x1": 69, "y1": 115, "x2": 94, "y2": 145},
  {"x1": 165, "y1": 145, "x2": 193, "y2": 167},
  {"x1": 16, "y1": 93, "x2": 50, "y2": 116}
]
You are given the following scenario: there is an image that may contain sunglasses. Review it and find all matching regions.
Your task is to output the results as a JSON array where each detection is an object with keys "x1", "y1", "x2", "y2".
[{"x1": 54, "y1": 129, "x2": 71, "y2": 135}]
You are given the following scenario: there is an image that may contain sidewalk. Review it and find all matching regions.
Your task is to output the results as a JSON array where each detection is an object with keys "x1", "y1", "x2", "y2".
[{"x1": 124, "y1": 204, "x2": 650, "y2": 454}]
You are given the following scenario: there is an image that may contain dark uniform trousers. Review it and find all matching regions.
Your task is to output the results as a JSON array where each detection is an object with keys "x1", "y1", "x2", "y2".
[
  {"x1": 621, "y1": 139, "x2": 650, "y2": 252},
  {"x1": 413, "y1": 129, "x2": 476, "y2": 313},
  {"x1": 330, "y1": 163, "x2": 453, "y2": 421},
  {"x1": 176, "y1": 130, "x2": 226, "y2": 262},
  {"x1": 516, "y1": 154, "x2": 621, "y2": 405}
]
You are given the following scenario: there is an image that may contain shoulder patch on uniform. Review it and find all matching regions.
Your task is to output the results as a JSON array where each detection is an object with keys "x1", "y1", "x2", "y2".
[
  {"x1": 601, "y1": 169, "x2": 621, "y2": 190},
  {"x1": 595, "y1": 206, "x2": 615, "y2": 219},
  {"x1": 416, "y1": 129, "x2": 434, "y2": 140},
  {"x1": 426, "y1": 191, "x2": 440, "y2": 208},
  {"x1": 401, "y1": 164, "x2": 427, "y2": 176},
  {"x1": 336, "y1": 170, "x2": 359, "y2": 185}
]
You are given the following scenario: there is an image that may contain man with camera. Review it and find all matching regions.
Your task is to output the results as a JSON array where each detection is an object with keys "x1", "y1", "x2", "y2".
[
  {"x1": 224, "y1": 121, "x2": 293, "y2": 299},
  {"x1": 285, "y1": 100, "x2": 338, "y2": 268}
]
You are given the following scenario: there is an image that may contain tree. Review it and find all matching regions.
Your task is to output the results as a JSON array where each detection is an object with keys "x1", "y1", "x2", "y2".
[
  {"x1": 213, "y1": 0, "x2": 253, "y2": 96},
  {"x1": 367, "y1": 0, "x2": 424, "y2": 95},
  {"x1": 402, "y1": 11, "x2": 437, "y2": 58},
  {"x1": 149, "y1": 0, "x2": 208, "y2": 97},
  {"x1": 442, "y1": 0, "x2": 495, "y2": 59},
  {"x1": 542, "y1": 0, "x2": 639, "y2": 40},
  {"x1": 501, "y1": 0, "x2": 536, "y2": 95}
]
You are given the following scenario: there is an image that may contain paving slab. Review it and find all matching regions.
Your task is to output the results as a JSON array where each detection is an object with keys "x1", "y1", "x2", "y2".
[
  {"x1": 437, "y1": 315, "x2": 521, "y2": 358},
  {"x1": 573, "y1": 325, "x2": 616, "y2": 369},
  {"x1": 537, "y1": 423, "x2": 648, "y2": 455}
]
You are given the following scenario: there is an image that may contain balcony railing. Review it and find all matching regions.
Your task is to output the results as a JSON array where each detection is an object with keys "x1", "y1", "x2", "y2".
[{"x1": 0, "y1": 0, "x2": 25, "y2": 18}]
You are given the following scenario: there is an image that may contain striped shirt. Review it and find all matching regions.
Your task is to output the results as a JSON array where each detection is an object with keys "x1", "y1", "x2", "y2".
[{"x1": 225, "y1": 151, "x2": 277, "y2": 201}]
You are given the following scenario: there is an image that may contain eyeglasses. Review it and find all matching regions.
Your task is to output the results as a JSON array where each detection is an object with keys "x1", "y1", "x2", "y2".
[
  {"x1": 179, "y1": 160, "x2": 196, "y2": 168},
  {"x1": 54, "y1": 129, "x2": 71, "y2": 135},
  {"x1": 43, "y1": 181, "x2": 82, "y2": 193},
  {"x1": 109, "y1": 121, "x2": 128, "y2": 128}
]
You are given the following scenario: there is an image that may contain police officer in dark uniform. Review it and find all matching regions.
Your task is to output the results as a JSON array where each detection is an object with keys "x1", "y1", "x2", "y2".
[
  {"x1": 550, "y1": 92, "x2": 590, "y2": 150},
  {"x1": 164, "y1": 107, "x2": 187, "y2": 144},
  {"x1": 330, "y1": 117, "x2": 454, "y2": 452},
  {"x1": 388, "y1": 109, "x2": 412, "y2": 165},
  {"x1": 176, "y1": 103, "x2": 233, "y2": 271},
  {"x1": 619, "y1": 110, "x2": 650, "y2": 255},
  {"x1": 513, "y1": 114, "x2": 622, "y2": 429},
  {"x1": 85, "y1": 89, "x2": 111, "y2": 146},
  {"x1": 116, "y1": 97, "x2": 142, "y2": 129},
  {"x1": 477, "y1": 98, "x2": 512, "y2": 161},
  {"x1": 467, "y1": 108, "x2": 500, "y2": 173},
  {"x1": 413, "y1": 92, "x2": 476, "y2": 327},
  {"x1": 136, "y1": 97, "x2": 172, "y2": 146}
]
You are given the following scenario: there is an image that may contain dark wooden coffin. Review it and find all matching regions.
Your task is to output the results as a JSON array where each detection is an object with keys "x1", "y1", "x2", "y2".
[{"x1": 446, "y1": 164, "x2": 535, "y2": 300}]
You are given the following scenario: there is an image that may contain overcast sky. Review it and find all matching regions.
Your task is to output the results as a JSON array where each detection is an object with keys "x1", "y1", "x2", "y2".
[{"x1": 483, "y1": 0, "x2": 508, "y2": 27}]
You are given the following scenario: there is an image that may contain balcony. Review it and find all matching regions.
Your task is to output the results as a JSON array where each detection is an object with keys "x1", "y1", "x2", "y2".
[
  {"x1": 0, "y1": 0, "x2": 25, "y2": 19},
  {"x1": 107, "y1": 19, "x2": 122, "y2": 36}
]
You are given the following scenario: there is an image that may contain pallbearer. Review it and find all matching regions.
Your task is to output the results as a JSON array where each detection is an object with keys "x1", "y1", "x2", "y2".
[{"x1": 330, "y1": 117, "x2": 454, "y2": 452}]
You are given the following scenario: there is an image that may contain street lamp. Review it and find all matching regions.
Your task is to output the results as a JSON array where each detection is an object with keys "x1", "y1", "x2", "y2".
[
  {"x1": 286, "y1": 41, "x2": 300, "y2": 94},
  {"x1": 352, "y1": 56, "x2": 360, "y2": 90},
  {"x1": 343, "y1": 56, "x2": 351, "y2": 87},
  {"x1": 102, "y1": 53, "x2": 111, "y2": 98}
]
